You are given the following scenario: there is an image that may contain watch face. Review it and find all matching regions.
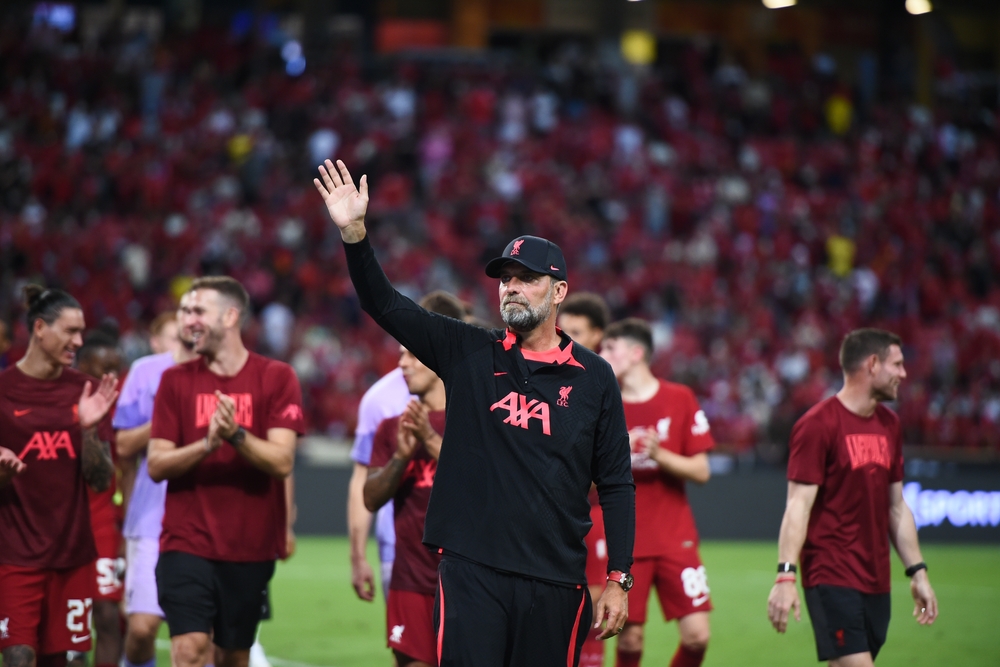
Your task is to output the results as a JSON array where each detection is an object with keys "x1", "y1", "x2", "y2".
[{"x1": 610, "y1": 572, "x2": 634, "y2": 592}]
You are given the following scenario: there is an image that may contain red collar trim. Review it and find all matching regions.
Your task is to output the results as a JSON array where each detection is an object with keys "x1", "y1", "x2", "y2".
[
  {"x1": 498, "y1": 329, "x2": 585, "y2": 368},
  {"x1": 501, "y1": 329, "x2": 518, "y2": 351}
]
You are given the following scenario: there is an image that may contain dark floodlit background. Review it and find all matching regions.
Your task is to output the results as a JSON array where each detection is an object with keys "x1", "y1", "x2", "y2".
[{"x1": 0, "y1": 0, "x2": 998, "y2": 542}]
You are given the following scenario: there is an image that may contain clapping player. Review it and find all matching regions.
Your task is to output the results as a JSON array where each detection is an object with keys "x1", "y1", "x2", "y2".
[
  {"x1": 600, "y1": 319, "x2": 714, "y2": 667},
  {"x1": 0, "y1": 286, "x2": 117, "y2": 667}
]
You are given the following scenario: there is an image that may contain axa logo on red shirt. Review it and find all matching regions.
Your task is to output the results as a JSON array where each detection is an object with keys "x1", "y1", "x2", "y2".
[
  {"x1": 406, "y1": 459, "x2": 435, "y2": 488},
  {"x1": 845, "y1": 434, "x2": 891, "y2": 470},
  {"x1": 281, "y1": 404, "x2": 303, "y2": 421},
  {"x1": 19, "y1": 431, "x2": 75, "y2": 460},
  {"x1": 195, "y1": 393, "x2": 253, "y2": 429},
  {"x1": 490, "y1": 392, "x2": 551, "y2": 435}
]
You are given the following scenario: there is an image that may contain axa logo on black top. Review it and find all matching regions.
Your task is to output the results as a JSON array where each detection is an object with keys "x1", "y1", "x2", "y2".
[{"x1": 490, "y1": 391, "x2": 552, "y2": 435}]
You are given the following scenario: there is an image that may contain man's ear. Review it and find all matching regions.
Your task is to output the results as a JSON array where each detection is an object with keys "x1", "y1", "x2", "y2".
[
  {"x1": 553, "y1": 280, "x2": 569, "y2": 304},
  {"x1": 866, "y1": 353, "x2": 879, "y2": 375},
  {"x1": 630, "y1": 341, "x2": 645, "y2": 365},
  {"x1": 224, "y1": 306, "x2": 242, "y2": 329}
]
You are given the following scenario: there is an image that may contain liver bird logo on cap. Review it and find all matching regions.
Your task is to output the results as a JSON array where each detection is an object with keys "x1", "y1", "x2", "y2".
[{"x1": 511, "y1": 239, "x2": 525, "y2": 256}]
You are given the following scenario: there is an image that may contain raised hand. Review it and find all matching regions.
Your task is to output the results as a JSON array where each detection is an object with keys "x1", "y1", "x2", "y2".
[
  {"x1": 313, "y1": 159, "x2": 369, "y2": 242},
  {"x1": 394, "y1": 415, "x2": 420, "y2": 462},
  {"x1": 78, "y1": 373, "x2": 119, "y2": 429},
  {"x1": 213, "y1": 391, "x2": 238, "y2": 440},
  {"x1": 400, "y1": 399, "x2": 434, "y2": 444},
  {"x1": 206, "y1": 412, "x2": 224, "y2": 453}
]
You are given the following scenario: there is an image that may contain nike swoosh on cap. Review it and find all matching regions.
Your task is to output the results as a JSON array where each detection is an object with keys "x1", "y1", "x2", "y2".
[{"x1": 550, "y1": 265, "x2": 560, "y2": 271}]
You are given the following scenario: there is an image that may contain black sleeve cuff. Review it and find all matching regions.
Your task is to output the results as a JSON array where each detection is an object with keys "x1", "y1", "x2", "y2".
[{"x1": 597, "y1": 482, "x2": 635, "y2": 574}]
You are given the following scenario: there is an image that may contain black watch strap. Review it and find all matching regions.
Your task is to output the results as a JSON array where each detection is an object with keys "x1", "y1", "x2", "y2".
[
  {"x1": 778, "y1": 562, "x2": 797, "y2": 574},
  {"x1": 227, "y1": 426, "x2": 247, "y2": 447},
  {"x1": 905, "y1": 562, "x2": 927, "y2": 578}
]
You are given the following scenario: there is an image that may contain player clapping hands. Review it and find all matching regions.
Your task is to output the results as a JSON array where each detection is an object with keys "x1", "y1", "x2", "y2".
[
  {"x1": 205, "y1": 390, "x2": 237, "y2": 453},
  {"x1": 399, "y1": 399, "x2": 442, "y2": 460},
  {"x1": 79, "y1": 373, "x2": 119, "y2": 429}
]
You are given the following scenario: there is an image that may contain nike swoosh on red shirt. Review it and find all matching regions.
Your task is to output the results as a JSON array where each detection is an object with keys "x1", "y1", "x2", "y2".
[
  {"x1": 70, "y1": 634, "x2": 90, "y2": 644},
  {"x1": 14, "y1": 409, "x2": 31, "y2": 417}
]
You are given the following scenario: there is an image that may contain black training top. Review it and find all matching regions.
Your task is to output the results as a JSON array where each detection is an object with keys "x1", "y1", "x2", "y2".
[{"x1": 345, "y1": 236, "x2": 635, "y2": 586}]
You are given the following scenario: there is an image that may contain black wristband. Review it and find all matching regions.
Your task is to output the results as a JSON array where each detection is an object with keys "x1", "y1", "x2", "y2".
[
  {"x1": 227, "y1": 426, "x2": 246, "y2": 447},
  {"x1": 778, "y1": 562, "x2": 797, "y2": 574},
  {"x1": 905, "y1": 562, "x2": 927, "y2": 578}
]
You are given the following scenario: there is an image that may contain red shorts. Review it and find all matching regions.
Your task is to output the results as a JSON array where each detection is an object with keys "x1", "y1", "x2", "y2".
[
  {"x1": 628, "y1": 553, "x2": 713, "y2": 624},
  {"x1": 0, "y1": 563, "x2": 96, "y2": 654},
  {"x1": 92, "y1": 520, "x2": 124, "y2": 603},
  {"x1": 386, "y1": 589, "x2": 437, "y2": 666},
  {"x1": 584, "y1": 503, "x2": 607, "y2": 588}
]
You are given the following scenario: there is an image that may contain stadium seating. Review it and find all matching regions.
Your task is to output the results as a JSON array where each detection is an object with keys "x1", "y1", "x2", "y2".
[{"x1": 2, "y1": 25, "x2": 998, "y2": 454}]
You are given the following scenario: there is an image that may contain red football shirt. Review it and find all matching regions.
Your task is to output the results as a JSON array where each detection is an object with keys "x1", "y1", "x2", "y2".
[
  {"x1": 0, "y1": 366, "x2": 98, "y2": 569},
  {"x1": 370, "y1": 410, "x2": 445, "y2": 595},
  {"x1": 150, "y1": 353, "x2": 304, "y2": 562},
  {"x1": 625, "y1": 380, "x2": 714, "y2": 558},
  {"x1": 787, "y1": 396, "x2": 904, "y2": 594}
]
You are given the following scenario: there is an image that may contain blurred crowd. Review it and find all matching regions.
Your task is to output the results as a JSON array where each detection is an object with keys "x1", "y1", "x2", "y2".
[{"x1": 2, "y1": 20, "x2": 999, "y2": 454}]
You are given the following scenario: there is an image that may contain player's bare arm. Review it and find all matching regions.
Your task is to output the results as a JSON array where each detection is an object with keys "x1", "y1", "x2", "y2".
[
  {"x1": 347, "y1": 462, "x2": 377, "y2": 601},
  {"x1": 116, "y1": 421, "x2": 152, "y2": 458},
  {"x1": 646, "y1": 437, "x2": 710, "y2": 484},
  {"x1": 363, "y1": 421, "x2": 418, "y2": 512},
  {"x1": 285, "y1": 474, "x2": 297, "y2": 558},
  {"x1": 147, "y1": 433, "x2": 221, "y2": 482},
  {"x1": 78, "y1": 373, "x2": 118, "y2": 491},
  {"x1": 768, "y1": 480, "x2": 818, "y2": 633},
  {"x1": 314, "y1": 159, "x2": 369, "y2": 243},
  {"x1": 0, "y1": 445, "x2": 28, "y2": 489},
  {"x1": 1, "y1": 645, "x2": 35, "y2": 667},
  {"x1": 81, "y1": 426, "x2": 114, "y2": 492},
  {"x1": 888, "y1": 481, "x2": 938, "y2": 625},
  {"x1": 212, "y1": 391, "x2": 295, "y2": 478},
  {"x1": 223, "y1": 426, "x2": 296, "y2": 479},
  {"x1": 401, "y1": 400, "x2": 442, "y2": 460},
  {"x1": 593, "y1": 579, "x2": 629, "y2": 640}
]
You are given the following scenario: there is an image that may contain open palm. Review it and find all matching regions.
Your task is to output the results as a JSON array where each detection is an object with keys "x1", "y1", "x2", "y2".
[
  {"x1": 79, "y1": 373, "x2": 119, "y2": 429},
  {"x1": 313, "y1": 159, "x2": 369, "y2": 231}
]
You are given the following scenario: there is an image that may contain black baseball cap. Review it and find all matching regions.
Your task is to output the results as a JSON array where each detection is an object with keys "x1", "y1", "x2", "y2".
[{"x1": 485, "y1": 236, "x2": 568, "y2": 282}]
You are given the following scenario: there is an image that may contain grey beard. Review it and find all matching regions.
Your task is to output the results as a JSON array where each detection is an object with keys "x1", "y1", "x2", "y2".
[{"x1": 500, "y1": 294, "x2": 552, "y2": 333}]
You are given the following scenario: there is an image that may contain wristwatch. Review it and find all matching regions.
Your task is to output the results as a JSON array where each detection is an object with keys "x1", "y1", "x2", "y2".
[
  {"x1": 608, "y1": 570, "x2": 634, "y2": 592},
  {"x1": 226, "y1": 426, "x2": 247, "y2": 447}
]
